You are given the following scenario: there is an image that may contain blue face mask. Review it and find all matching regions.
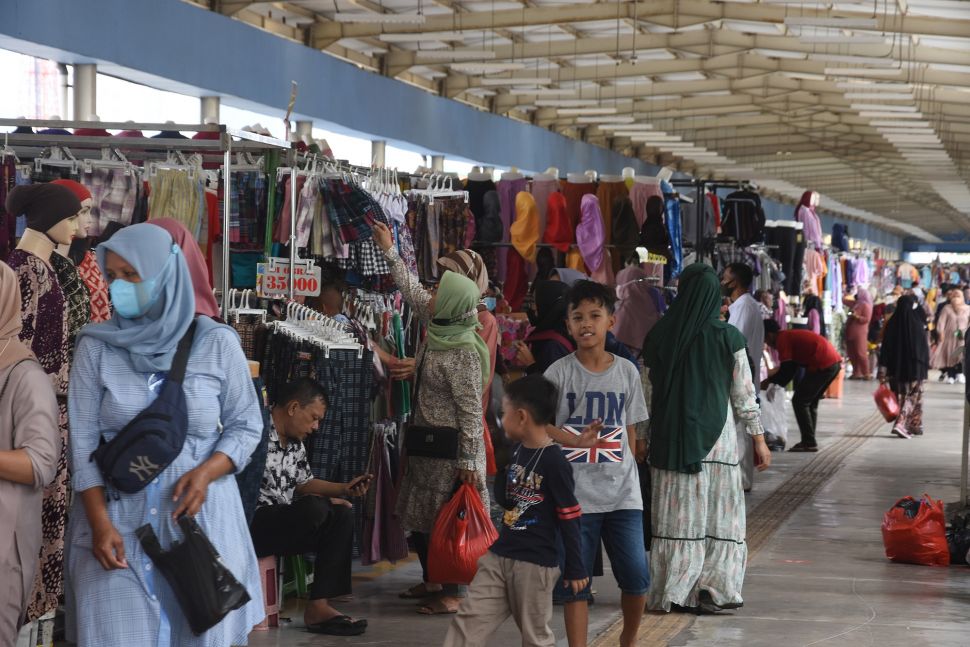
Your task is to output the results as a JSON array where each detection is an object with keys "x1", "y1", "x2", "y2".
[
  {"x1": 482, "y1": 297, "x2": 497, "y2": 312},
  {"x1": 109, "y1": 246, "x2": 176, "y2": 319}
]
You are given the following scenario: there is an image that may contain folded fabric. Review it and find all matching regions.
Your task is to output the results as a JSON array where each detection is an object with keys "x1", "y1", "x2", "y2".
[
  {"x1": 577, "y1": 194, "x2": 606, "y2": 273},
  {"x1": 511, "y1": 191, "x2": 540, "y2": 263}
]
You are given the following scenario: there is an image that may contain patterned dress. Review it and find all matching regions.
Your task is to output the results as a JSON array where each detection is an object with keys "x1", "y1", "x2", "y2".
[
  {"x1": 50, "y1": 253, "x2": 91, "y2": 360},
  {"x1": 384, "y1": 247, "x2": 488, "y2": 534},
  {"x1": 649, "y1": 349, "x2": 764, "y2": 611},
  {"x1": 890, "y1": 380, "x2": 924, "y2": 436},
  {"x1": 5, "y1": 249, "x2": 71, "y2": 621},
  {"x1": 77, "y1": 249, "x2": 111, "y2": 323}
]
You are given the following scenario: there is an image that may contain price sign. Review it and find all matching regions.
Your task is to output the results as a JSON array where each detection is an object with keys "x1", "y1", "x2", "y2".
[
  {"x1": 257, "y1": 258, "x2": 322, "y2": 298},
  {"x1": 635, "y1": 246, "x2": 668, "y2": 265}
]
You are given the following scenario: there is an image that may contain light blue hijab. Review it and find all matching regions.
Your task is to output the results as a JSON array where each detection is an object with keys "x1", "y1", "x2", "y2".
[{"x1": 77, "y1": 223, "x2": 222, "y2": 373}]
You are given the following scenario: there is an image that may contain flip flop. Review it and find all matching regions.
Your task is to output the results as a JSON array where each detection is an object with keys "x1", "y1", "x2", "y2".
[
  {"x1": 399, "y1": 584, "x2": 439, "y2": 599},
  {"x1": 306, "y1": 615, "x2": 367, "y2": 636},
  {"x1": 417, "y1": 598, "x2": 459, "y2": 615}
]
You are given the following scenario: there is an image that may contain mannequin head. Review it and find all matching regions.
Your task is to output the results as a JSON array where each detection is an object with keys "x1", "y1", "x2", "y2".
[
  {"x1": 46, "y1": 216, "x2": 79, "y2": 246},
  {"x1": 5, "y1": 183, "x2": 82, "y2": 247},
  {"x1": 50, "y1": 179, "x2": 93, "y2": 237}
]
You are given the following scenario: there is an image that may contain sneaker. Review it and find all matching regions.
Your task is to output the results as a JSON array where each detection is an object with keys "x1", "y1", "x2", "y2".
[
  {"x1": 958, "y1": 374, "x2": 966, "y2": 384},
  {"x1": 788, "y1": 442, "x2": 819, "y2": 452},
  {"x1": 947, "y1": 377, "x2": 956, "y2": 385},
  {"x1": 940, "y1": 373, "x2": 948, "y2": 382},
  {"x1": 911, "y1": 428, "x2": 924, "y2": 436},
  {"x1": 892, "y1": 428, "x2": 912, "y2": 439}
]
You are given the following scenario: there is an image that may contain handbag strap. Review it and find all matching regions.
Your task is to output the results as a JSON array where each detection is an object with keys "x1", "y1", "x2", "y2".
[
  {"x1": 0, "y1": 359, "x2": 33, "y2": 404},
  {"x1": 167, "y1": 321, "x2": 199, "y2": 385}
]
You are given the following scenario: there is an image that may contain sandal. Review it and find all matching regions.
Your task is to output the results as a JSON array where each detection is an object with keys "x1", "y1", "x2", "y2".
[
  {"x1": 788, "y1": 442, "x2": 819, "y2": 453},
  {"x1": 399, "y1": 583, "x2": 440, "y2": 599},
  {"x1": 306, "y1": 615, "x2": 367, "y2": 636},
  {"x1": 417, "y1": 598, "x2": 459, "y2": 615}
]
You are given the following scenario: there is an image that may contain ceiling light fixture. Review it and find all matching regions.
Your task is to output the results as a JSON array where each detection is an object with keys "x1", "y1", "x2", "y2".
[
  {"x1": 333, "y1": 12, "x2": 427, "y2": 24},
  {"x1": 785, "y1": 17, "x2": 878, "y2": 28},
  {"x1": 870, "y1": 120, "x2": 932, "y2": 127},
  {"x1": 378, "y1": 31, "x2": 466, "y2": 42},
  {"x1": 843, "y1": 92, "x2": 914, "y2": 100},
  {"x1": 576, "y1": 117, "x2": 637, "y2": 125},
  {"x1": 799, "y1": 35, "x2": 886, "y2": 44},
  {"x1": 858, "y1": 111, "x2": 924, "y2": 118},
  {"x1": 835, "y1": 82, "x2": 912, "y2": 91},
  {"x1": 535, "y1": 99, "x2": 599, "y2": 107},
  {"x1": 557, "y1": 107, "x2": 618, "y2": 116},
  {"x1": 504, "y1": 87, "x2": 577, "y2": 96},
  {"x1": 480, "y1": 77, "x2": 554, "y2": 87},
  {"x1": 452, "y1": 63, "x2": 527, "y2": 74},
  {"x1": 851, "y1": 104, "x2": 918, "y2": 112},
  {"x1": 811, "y1": 54, "x2": 899, "y2": 66},
  {"x1": 417, "y1": 49, "x2": 497, "y2": 61},
  {"x1": 824, "y1": 67, "x2": 903, "y2": 77}
]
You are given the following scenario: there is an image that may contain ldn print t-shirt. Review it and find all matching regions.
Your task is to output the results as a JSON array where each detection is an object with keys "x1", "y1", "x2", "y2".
[{"x1": 544, "y1": 353, "x2": 649, "y2": 514}]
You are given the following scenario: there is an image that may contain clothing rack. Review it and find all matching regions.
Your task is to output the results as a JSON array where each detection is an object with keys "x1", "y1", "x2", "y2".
[{"x1": 0, "y1": 119, "x2": 296, "y2": 312}]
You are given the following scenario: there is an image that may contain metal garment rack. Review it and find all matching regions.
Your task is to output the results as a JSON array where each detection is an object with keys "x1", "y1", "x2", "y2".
[{"x1": 0, "y1": 119, "x2": 296, "y2": 315}]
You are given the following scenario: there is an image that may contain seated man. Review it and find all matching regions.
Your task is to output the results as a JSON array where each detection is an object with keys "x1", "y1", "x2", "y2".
[
  {"x1": 250, "y1": 378, "x2": 373, "y2": 636},
  {"x1": 761, "y1": 320, "x2": 842, "y2": 453}
]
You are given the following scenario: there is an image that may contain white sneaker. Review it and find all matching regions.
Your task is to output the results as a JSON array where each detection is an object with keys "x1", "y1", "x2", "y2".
[
  {"x1": 958, "y1": 374, "x2": 966, "y2": 384},
  {"x1": 947, "y1": 377, "x2": 956, "y2": 385}
]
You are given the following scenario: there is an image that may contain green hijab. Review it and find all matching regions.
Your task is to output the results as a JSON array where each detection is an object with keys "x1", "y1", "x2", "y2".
[
  {"x1": 642, "y1": 263, "x2": 747, "y2": 474},
  {"x1": 426, "y1": 270, "x2": 490, "y2": 387}
]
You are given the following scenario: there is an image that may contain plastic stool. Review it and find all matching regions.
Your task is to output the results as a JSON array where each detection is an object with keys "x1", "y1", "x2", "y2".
[
  {"x1": 283, "y1": 555, "x2": 310, "y2": 599},
  {"x1": 825, "y1": 367, "x2": 844, "y2": 400},
  {"x1": 254, "y1": 556, "x2": 279, "y2": 630}
]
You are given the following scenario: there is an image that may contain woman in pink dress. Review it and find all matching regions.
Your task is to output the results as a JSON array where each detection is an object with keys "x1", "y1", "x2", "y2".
[
  {"x1": 932, "y1": 289, "x2": 970, "y2": 384},
  {"x1": 845, "y1": 288, "x2": 873, "y2": 380}
]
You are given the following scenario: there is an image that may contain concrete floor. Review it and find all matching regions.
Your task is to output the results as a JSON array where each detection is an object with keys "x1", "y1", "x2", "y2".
[{"x1": 247, "y1": 379, "x2": 970, "y2": 647}]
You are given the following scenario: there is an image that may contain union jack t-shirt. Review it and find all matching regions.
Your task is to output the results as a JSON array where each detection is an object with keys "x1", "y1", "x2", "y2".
[{"x1": 545, "y1": 353, "x2": 649, "y2": 514}]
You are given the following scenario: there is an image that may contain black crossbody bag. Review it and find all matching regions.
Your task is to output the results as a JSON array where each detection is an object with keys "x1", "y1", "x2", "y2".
[
  {"x1": 403, "y1": 352, "x2": 461, "y2": 460},
  {"x1": 91, "y1": 322, "x2": 198, "y2": 493}
]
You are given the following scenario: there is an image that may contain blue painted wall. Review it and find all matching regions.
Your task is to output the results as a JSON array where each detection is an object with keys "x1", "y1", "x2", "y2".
[{"x1": 0, "y1": 0, "x2": 654, "y2": 176}]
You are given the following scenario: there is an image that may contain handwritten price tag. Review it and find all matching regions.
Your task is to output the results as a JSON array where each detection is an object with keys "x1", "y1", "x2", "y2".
[{"x1": 257, "y1": 258, "x2": 322, "y2": 298}]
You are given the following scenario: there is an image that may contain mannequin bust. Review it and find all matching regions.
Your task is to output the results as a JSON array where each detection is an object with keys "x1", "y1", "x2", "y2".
[
  {"x1": 467, "y1": 165, "x2": 492, "y2": 182},
  {"x1": 566, "y1": 172, "x2": 591, "y2": 183},
  {"x1": 540, "y1": 166, "x2": 560, "y2": 180},
  {"x1": 501, "y1": 166, "x2": 524, "y2": 181},
  {"x1": 584, "y1": 169, "x2": 598, "y2": 182},
  {"x1": 599, "y1": 174, "x2": 623, "y2": 183}
]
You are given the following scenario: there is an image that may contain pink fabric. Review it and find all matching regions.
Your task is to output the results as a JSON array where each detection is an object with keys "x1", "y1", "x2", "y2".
[
  {"x1": 149, "y1": 217, "x2": 221, "y2": 318},
  {"x1": 629, "y1": 182, "x2": 663, "y2": 229},
  {"x1": 613, "y1": 266, "x2": 661, "y2": 354},
  {"x1": 795, "y1": 191, "x2": 823, "y2": 250},
  {"x1": 577, "y1": 194, "x2": 606, "y2": 273}
]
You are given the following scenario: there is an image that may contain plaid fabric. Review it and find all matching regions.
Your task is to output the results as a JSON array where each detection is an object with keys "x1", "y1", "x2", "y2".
[
  {"x1": 148, "y1": 169, "x2": 202, "y2": 238},
  {"x1": 437, "y1": 197, "x2": 469, "y2": 258},
  {"x1": 229, "y1": 172, "x2": 266, "y2": 247},
  {"x1": 295, "y1": 176, "x2": 320, "y2": 249},
  {"x1": 324, "y1": 179, "x2": 388, "y2": 245},
  {"x1": 232, "y1": 313, "x2": 266, "y2": 361},
  {"x1": 81, "y1": 168, "x2": 139, "y2": 235}
]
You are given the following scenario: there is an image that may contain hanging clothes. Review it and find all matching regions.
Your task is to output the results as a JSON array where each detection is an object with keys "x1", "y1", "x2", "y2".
[
  {"x1": 611, "y1": 196, "x2": 640, "y2": 273},
  {"x1": 794, "y1": 191, "x2": 823, "y2": 251},
  {"x1": 81, "y1": 167, "x2": 140, "y2": 236},
  {"x1": 661, "y1": 180, "x2": 684, "y2": 277},
  {"x1": 596, "y1": 180, "x2": 628, "y2": 247},
  {"x1": 629, "y1": 181, "x2": 663, "y2": 229},
  {"x1": 496, "y1": 177, "x2": 527, "y2": 282},
  {"x1": 531, "y1": 178, "x2": 560, "y2": 242},
  {"x1": 560, "y1": 180, "x2": 596, "y2": 229},
  {"x1": 147, "y1": 169, "x2": 203, "y2": 239},
  {"x1": 544, "y1": 191, "x2": 573, "y2": 253}
]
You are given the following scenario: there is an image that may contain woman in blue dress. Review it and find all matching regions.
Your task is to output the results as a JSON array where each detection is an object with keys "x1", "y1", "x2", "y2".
[{"x1": 65, "y1": 223, "x2": 265, "y2": 646}]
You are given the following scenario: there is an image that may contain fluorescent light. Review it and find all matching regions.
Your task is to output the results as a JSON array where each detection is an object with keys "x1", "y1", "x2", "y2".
[
  {"x1": 800, "y1": 35, "x2": 886, "y2": 44},
  {"x1": 333, "y1": 12, "x2": 427, "y2": 24},
  {"x1": 505, "y1": 87, "x2": 576, "y2": 96},
  {"x1": 870, "y1": 120, "x2": 931, "y2": 127},
  {"x1": 480, "y1": 77, "x2": 553, "y2": 87},
  {"x1": 786, "y1": 17, "x2": 878, "y2": 28},
  {"x1": 825, "y1": 67, "x2": 903, "y2": 77},
  {"x1": 379, "y1": 31, "x2": 466, "y2": 42},
  {"x1": 635, "y1": 135, "x2": 684, "y2": 143},
  {"x1": 558, "y1": 107, "x2": 617, "y2": 116},
  {"x1": 843, "y1": 93, "x2": 914, "y2": 100},
  {"x1": 535, "y1": 99, "x2": 598, "y2": 107},
  {"x1": 836, "y1": 82, "x2": 912, "y2": 91},
  {"x1": 811, "y1": 54, "x2": 899, "y2": 66},
  {"x1": 416, "y1": 49, "x2": 497, "y2": 61},
  {"x1": 875, "y1": 128, "x2": 936, "y2": 134},
  {"x1": 858, "y1": 111, "x2": 923, "y2": 118},
  {"x1": 452, "y1": 63, "x2": 527, "y2": 74},
  {"x1": 576, "y1": 117, "x2": 636, "y2": 125},
  {"x1": 600, "y1": 125, "x2": 654, "y2": 132},
  {"x1": 850, "y1": 104, "x2": 918, "y2": 112}
]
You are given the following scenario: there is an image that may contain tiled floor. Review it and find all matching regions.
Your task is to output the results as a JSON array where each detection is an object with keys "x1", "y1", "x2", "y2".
[{"x1": 246, "y1": 380, "x2": 970, "y2": 646}]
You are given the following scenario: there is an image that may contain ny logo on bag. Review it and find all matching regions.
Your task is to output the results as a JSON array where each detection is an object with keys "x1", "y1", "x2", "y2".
[{"x1": 130, "y1": 455, "x2": 161, "y2": 482}]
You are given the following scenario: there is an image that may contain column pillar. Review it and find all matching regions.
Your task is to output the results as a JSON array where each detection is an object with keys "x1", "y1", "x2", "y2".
[
  {"x1": 431, "y1": 155, "x2": 445, "y2": 172},
  {"x1": 200, "y1": 96, "x2": 220, "y2": 123},
  {"x1": 371, "y1": 140, "x2": 386, "y2": 167},
  {"x1": 73, "y1": 63, "x2": 96, "y2": 121}
]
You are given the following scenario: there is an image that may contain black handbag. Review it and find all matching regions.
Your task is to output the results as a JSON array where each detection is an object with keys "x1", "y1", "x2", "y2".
[
  {"x1": 404, "y1": 353, "x2": 460, "y2": 460},
  {"x1": 136, "y1": 515, "x2": 252, "y2": 635},
  {"x1": 91, "y1": 322, "x2": 197, "y2": 493}
]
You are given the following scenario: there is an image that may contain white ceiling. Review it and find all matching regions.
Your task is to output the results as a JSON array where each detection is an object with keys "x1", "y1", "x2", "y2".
[{"x1": 200, "y1": 0, "x2": 970, "y2": 241}]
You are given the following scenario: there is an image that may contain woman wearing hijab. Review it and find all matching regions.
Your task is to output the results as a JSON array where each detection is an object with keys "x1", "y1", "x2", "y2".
[
  {"x1": 149, "y1": 218, "x2": 221, "y2": 319},
  {"x1": 643, "y1": 263, "x2": 770, "y2": 614},
  {"x1": 437, "y1": 249, "x2": 498, "y2": 475},
  {"x1": 802, "y1": 293, "x2": 827, "y2": 338},
  {"x1": 878, "y1": 294, "x2": 930, "y2": 439},
  {"x1": 65, "y1": 224, "x2": 265, "y2": 646},
  {"x1": 373, "y1": 223, "x2": 489, "y2": 616},
  {"x1": 517, "y1": 280, "x2": 574, "y2": 375},
  {"x1": 844, "y1": 288, "x2": 873, "y2": 380},
  {"x1": 0, "y1": 263, "x2": 59, "y2": 640},
  {"x1": 932, "y1": 288, "x2": 970, "y2": 384},
  {"x1": 614, "y1": 266, "x2": 665, "y2": 356}
]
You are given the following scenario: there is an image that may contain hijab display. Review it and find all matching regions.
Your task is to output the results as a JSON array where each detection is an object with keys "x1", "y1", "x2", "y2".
[
  {"x1": 543, "y1": 192, "x2": 572, "y2": 253},
  {"x1": 639, "y1": 195, "x2": 673, "y2": 260},
  {"x1": 879, "y1": 294, "x2": 929, "y2": 382},
  {"x1": 150, "y1": 218, "x2": 221, "y2": 319},
  {"x1": 643, "y1": 263, "x2": 746, "y2": 474},
  {"x1": 613, "y1": 266, "x2": 664, "y2": 355}
]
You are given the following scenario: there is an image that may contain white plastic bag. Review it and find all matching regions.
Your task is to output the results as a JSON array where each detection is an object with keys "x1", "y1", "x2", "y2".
[{"x1": 760, "y1": 385, "x2": 789, "y2": 447}]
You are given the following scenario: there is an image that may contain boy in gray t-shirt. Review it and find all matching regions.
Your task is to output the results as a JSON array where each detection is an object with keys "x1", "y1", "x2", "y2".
[{"x1": 543, "y1": 280, "x2": 649, "y2": 647}]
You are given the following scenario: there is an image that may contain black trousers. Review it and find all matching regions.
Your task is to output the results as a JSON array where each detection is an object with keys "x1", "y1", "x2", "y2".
[
  {"x1": 791, "y1": 363, "x2": 841, "y2": 446},
  {"x1": 250, "y1": 496, "x2": 354, "y2": 600}
]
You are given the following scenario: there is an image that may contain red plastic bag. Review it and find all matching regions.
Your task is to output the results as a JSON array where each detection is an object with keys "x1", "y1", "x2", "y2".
[
  {"x1": 428, "y1": 483, "x2": 498, "y2": 585},
  {"x1": 881, "y1": 494, "x2": 950, "y2": 566},
  {"x1": 873, "y1": 384, "x2": 900, "y2": 422}
]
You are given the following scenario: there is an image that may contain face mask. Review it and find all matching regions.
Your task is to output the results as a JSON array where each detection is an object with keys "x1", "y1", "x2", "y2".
[
  {"x1": 110, "y1": 276, "x2": 161, "y2": 319},
  {"x1": 720, "y1": 281, "x2": 735, "y2": 297},
  {"x1": 482, "y1": 297, "x2": 497, "y2": 312}
]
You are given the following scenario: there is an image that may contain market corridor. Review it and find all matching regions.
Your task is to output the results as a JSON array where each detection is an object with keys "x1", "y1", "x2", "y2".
[{"x1": 249, "y1": 380, "x2": 970, "y2": 647}]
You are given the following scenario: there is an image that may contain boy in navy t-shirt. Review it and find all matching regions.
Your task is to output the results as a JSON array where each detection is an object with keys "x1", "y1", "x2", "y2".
[{"x1": 443, "y1": 375, "x2": 588, "y2": 647}]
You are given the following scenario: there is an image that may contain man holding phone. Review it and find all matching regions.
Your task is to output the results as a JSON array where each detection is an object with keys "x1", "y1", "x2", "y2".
[{"x1": 250, "y1": 378, "x2": 373, "y2": 635}]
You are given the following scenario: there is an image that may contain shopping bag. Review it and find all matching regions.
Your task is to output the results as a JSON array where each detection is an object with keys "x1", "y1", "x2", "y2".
[
  {"x1": 880, "y1": 494, "x2": 950, "y2": 566},
  {"x1": 873, "y1": 384, "x2": 900, "y2": 423},
  {"x1": 136, "y1": 516, "x2": 252, "y2": 635},
  {"x1": 760, "y1": 385, "x2": 789, "y2": 448},
  {"x1": 428, "y1": 483, "x2": 498, "y2": 585}
]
